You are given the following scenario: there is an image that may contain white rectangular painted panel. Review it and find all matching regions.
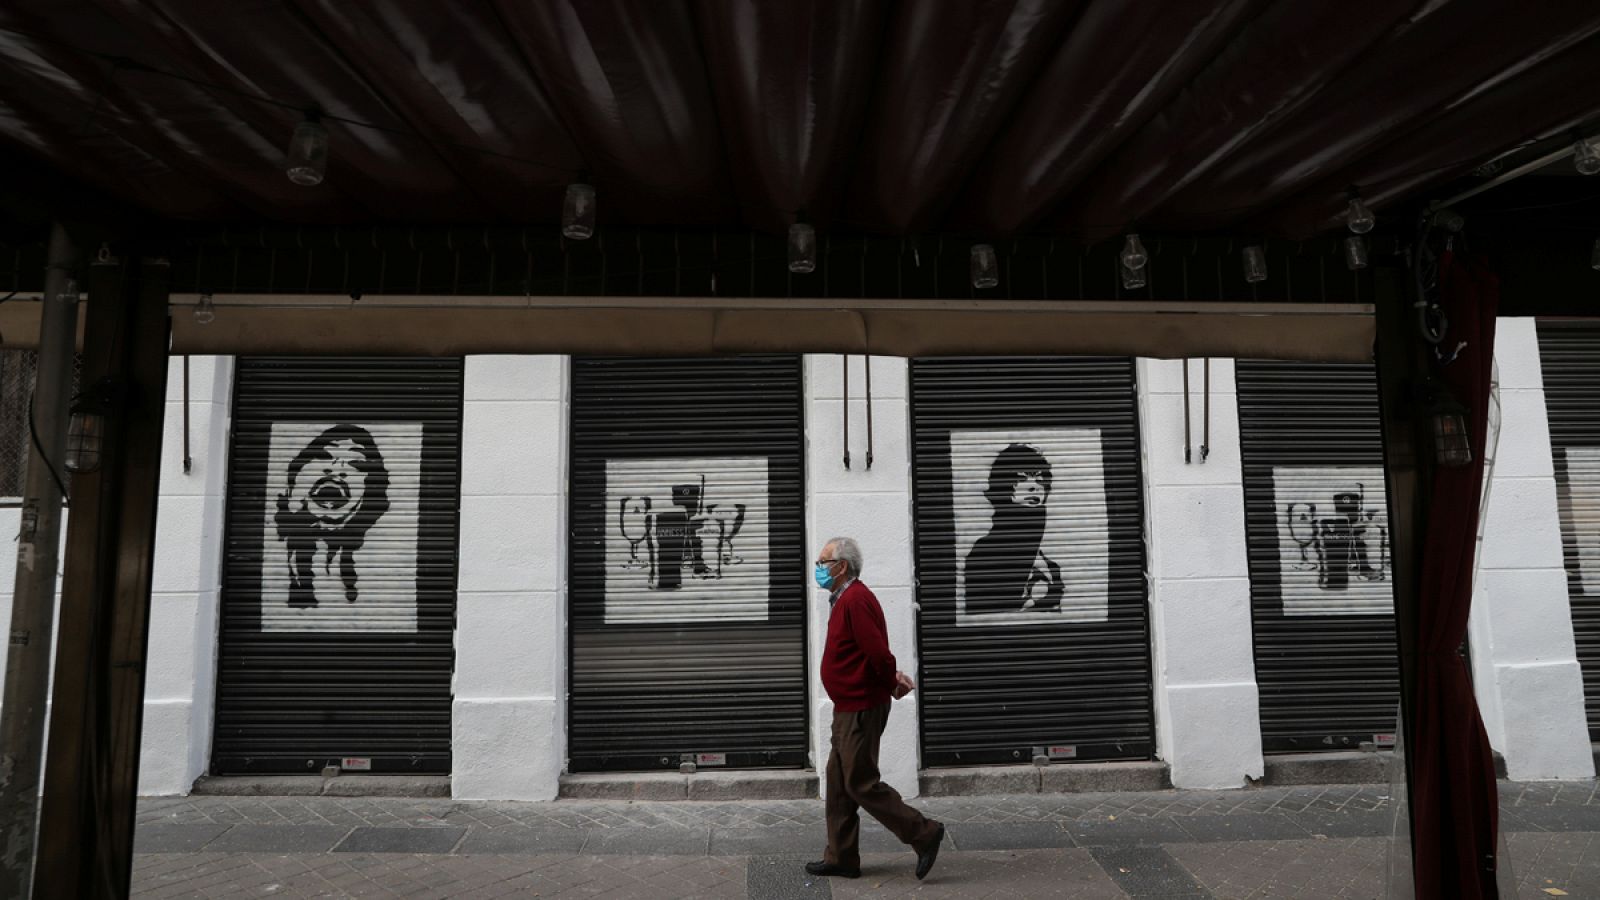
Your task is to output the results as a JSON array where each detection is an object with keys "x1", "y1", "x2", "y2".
[
  {"x1": 1556, "y1": 446, "x2": 1600, "y2": 593},
  {"x1": 1271, "y1": 465, "x2": 1392, "y2": 615},
  {"x1": 604, "y1": 457, "x2": 772, "y2": 624},
  {"x1": 951, "y1": 428, "x2": 1109, "y2": 626},
  {"x1": 260, "y1": 422, "x2": 422, "y2": 633}
]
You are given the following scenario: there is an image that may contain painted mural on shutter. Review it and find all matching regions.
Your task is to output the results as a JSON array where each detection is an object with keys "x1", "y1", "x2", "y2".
[
  {"x1": 262, "y1": 422, "x2": 423, "y2": 633},
  {"x1": 603, "y1": 457, "x2": 770, "y2": 624},
  {"x1": 949, "y1": 428, "x2": 1109, "y2": 625},
  {"x1": 1270, "y1": 465, "x2": 1391, "y2": 616}
]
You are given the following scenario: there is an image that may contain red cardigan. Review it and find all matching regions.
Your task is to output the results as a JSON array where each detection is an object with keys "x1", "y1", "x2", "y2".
[{"x1": 821, "y1": 580, "x2": 898, "y2": 711}]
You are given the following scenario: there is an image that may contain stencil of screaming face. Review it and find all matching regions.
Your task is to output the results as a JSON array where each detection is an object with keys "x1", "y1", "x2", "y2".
[
  {"x1": 963, "y1": 443, "x2": 1064, "y2": 614},
  {"x1": 274, "y1": 425, "x2": 391, "y2": 608}
]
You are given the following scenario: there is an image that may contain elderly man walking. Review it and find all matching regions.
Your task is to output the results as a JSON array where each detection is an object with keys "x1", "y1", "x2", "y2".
[{"x1": 806, "y1": 537, "x2": 945, "y2": 881}]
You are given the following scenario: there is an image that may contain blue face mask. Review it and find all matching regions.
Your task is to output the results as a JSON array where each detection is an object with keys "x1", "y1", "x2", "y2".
[{"x1": 814, "y1": 562, "x2": 836, "y2": 590}]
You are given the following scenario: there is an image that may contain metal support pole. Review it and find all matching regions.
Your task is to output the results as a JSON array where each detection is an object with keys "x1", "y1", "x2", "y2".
[
  {"x1": 182, "y1": 356, "x2": 192, "y2": 474},
  {"x1": 33, "y1": 254, "x2": 170, "y2": 899},
  {"x1": 842, "y1": 354, "x2": 851, "y2": 470},
  {"x1": 1182, "y1": 360, "x2": 1192, "y2": 463},
  {"x1": 864, "y1": 357, "x2": 874, "y2": 470},
  {"x1": 0, "y1": 223, "x2": 79, "y2": 900},
  {"x1": 1373, "y1": 264, "x2": 1428, "y2": 887}
]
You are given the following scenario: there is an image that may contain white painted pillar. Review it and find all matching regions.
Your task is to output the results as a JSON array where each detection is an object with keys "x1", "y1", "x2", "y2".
[
  {"x1": 452, "y1": 356, "x2": 568, "y2": 800},
  {"x1": 805, "y1": 355, "x2": 920, "y2": 799},
  {"x1": 1466, "y1": 319, "x2": 1595, "y2": 781},
  {"x1": 139, "y1": 356, "x2": 233, "y2": 795},
  {"x1": 1137, "y1": 358, "x2": 1265, "y2": 788}
]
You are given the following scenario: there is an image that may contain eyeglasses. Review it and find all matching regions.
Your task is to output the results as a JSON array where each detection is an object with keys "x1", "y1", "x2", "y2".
[{"x1": 815, "y1": 557, "x2": 840, "y2": 567}]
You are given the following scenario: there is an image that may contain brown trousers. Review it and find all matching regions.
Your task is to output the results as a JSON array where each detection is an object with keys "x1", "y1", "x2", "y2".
[{"x1": 823, "y1": 703, "x2": 940, "y2": 869}]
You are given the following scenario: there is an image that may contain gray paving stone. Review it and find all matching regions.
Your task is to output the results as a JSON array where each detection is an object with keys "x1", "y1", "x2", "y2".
[
  {"x1": 581, "y1": 826, "x2": 711, "y2": 855},
  {"x1": 454, "y1": 825, "x2": 590, "y2": 854},
  {"x1": 1293, "y1": 809, "x2": 1397, "y2": 838},
  {"x1": 854, "y1": 822, "x2": 913, "y2": 854},
  {"x1": 1502, "y1": 802, "x2": 1600, "y2": 833},
  {"x1": 1175, "y1": 812, "x2": 1313, "y2": 843},
  {"x1": 747, "y1": 854, "x2": 835, "y2": 899},
  {"x1": 947, "y1": 822, "x2": 1077, "y2": 850},
  {"x1": 1090, "y1": 845, "x2": 1214, "y2": 898},
  {"x1": 133, "y1": 823, "x2": 230, "y2": 853},
  {"x1": 1168, "y1": 837, "x2": 1390, "y2": 899},
  {"x1": 333, "y1": 825, "x2": 467, "y2": 854},
  {"x1": 1064, "y1": 815, "x2": 1195, "y2": 847},
  {"x1": 711, "y1": 825, "x2": 817, "y2": 857},
  {"x1": 202, "y1": 823, "x2": 352, "y2": 853}
]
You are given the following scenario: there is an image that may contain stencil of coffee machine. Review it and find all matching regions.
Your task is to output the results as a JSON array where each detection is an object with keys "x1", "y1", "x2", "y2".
[
  {"x1": 1286, "y1": 482, "x2": 1388, "y2": 590},
  {"x1": 620, "y1": 475, "x2": 748, "y2": 590},
  {"x1": 618, "y1": 496, "x2": 654, "y2": 575}
]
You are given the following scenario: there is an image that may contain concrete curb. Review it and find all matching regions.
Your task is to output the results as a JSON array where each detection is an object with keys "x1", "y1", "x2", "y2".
[
  {"x1": 558, "y1": 770, "x2": 819, "y2": 801},
  {"x1": 190, "y1": 775, "x2": 451, "y2": 798},
  {"x1": 920, "y1": 762, "x2": 1172, "y2": 797},
  {"x1": 1261, "y1": 752, "x2": 1391, "y2": 786}
]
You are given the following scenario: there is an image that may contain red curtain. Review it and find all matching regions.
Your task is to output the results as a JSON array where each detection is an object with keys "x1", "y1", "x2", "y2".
[{"x1": 1409, "y1": 250, "x2": 1501, "y2": 898}]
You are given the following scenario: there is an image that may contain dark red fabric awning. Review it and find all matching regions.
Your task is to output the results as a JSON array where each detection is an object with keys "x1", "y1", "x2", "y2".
[{"x1": 2, "y1": 1, "x2": 1599, "y2": 239}]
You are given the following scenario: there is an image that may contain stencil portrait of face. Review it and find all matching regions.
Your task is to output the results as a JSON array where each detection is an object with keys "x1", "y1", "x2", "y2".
[
  {"x1": 964, "y1": 443, "x2": 1063, "y2": 615},
  {"x1": 275, "y1": 425, "x2": 391, "y2": 608},
  {"x1": 1011, "y1": 469, "x2": 1050, "y2": 507}
]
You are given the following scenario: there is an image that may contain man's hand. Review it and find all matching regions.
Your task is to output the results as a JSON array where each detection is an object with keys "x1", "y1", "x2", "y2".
[{"x1": 893, "y1": 671, "x2": 916, "y2": 699}]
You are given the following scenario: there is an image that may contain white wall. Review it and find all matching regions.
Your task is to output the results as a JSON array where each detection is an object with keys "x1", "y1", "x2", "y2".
[
  {"x1": 138, "y1": 355, "x2": 232, "y2": 795},
  {"x1": 1467, "y1": 319, "x2": 1595, "y2": 781},
  {"x1": 0, "y1": 512, "x2": 62, "y2": 725},
  {"x1": 451, "y1": 355, "x2": 568, "y2": 800},
  {"x1": 805, "y1": 355, "x2": 920, "y2": 799},
  {"x1": 0, "y1": 357, "x2": 231, "y2": 796},
  {"x1": 1138, "y1": 358, "x2": 1265, "y2": 788}
]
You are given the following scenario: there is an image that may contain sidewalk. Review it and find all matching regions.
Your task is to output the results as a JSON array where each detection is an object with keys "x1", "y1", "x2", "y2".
[{"x1": 133, "y1": 782, "x2": 1600, "y2": 899}]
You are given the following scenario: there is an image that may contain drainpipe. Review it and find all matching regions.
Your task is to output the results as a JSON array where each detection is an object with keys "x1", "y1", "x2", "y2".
[{"x1": 0, "y1": 223, "x2": 81, "y2": 900}]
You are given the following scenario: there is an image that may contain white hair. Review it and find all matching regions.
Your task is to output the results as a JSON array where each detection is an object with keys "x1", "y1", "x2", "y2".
[{"x1": 826, "y1": 536, "x2": 863, "y2": 578}]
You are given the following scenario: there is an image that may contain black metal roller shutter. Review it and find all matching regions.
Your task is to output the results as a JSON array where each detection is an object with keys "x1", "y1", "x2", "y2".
[
  {"x1": 1536, "y1": 320, "x2": 1600, "y2": 741},
  {"x1": 568, "y1": 356, "x2": 808, "y2": 772},
  {"x1": 1236, "y1": 360, "x2": 1399, "y2": 752},
  {"x1": 213, "y1": 357, "x2": 462, "y2": 775},
  {"x1": 911, "y1": 357, "x2": 1153, "y2": 766}
]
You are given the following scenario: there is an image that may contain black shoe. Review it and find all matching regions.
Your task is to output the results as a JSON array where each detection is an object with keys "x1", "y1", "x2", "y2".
[
  {"x1": 804, "y1": 860, "x2": 860, "y2": 879},
  {"x1": 914, "y1": 823, "x2": 946, "y2": 881}
]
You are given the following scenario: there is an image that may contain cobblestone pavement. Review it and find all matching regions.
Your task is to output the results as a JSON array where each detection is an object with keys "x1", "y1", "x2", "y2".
[{"x1": 130, "y1": 782, "x2": 1600, "y2": 898}]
